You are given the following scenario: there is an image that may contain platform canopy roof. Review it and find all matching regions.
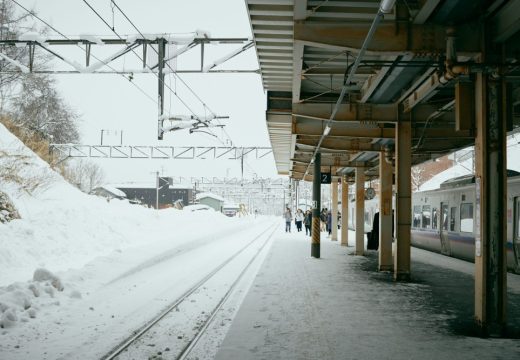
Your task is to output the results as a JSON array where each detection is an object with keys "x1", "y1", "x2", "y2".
[{"x1": 245, "y1": 0, "x2": 520, "y2": 181}]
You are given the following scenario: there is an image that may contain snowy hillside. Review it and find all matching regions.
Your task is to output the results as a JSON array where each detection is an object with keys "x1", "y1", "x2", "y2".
[{"x1": 0, "y1": 122, "x2": 259, "y2": 336}]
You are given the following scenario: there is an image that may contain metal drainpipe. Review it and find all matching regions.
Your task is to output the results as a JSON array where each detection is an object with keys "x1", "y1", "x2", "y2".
[
  {"x1": 302, "y1": 0, "x2": 396, "y2": 181},
  {"x1": 440, "y1": 27, "x2": 470, "y2": 84}
]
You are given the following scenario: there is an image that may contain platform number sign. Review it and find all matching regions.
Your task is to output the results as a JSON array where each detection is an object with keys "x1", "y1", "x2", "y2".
[{"x1": 320, "y1": 172, "x2": 331, "y2": 184}]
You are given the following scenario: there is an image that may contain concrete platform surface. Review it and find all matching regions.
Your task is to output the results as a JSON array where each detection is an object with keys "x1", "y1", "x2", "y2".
[{"x1": 215, "y1": 230, "x2": 520, "y2": 360}]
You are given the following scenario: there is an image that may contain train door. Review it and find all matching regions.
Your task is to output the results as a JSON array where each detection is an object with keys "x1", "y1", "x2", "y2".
[
  {"x1": 514, "y1": 197, "x2": 520, "y2": 270},
  {"x1": 440, "y1": 202, "x2": 451, "y2": 256}
]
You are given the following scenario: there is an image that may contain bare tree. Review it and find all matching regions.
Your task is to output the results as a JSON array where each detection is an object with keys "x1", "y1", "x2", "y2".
[
  {"x1": 0, "y1": 1, "x2": 49, "y2": 114},
  {"x1": 83, "y1": 161, "x2": 105, "y2": 193},
  {"x1": 10, "y1": 74, "x2": 80, "y2": 143},
  {"x1": 60, "y1": 159, "x2": 105, "y2": 193},
  {"x1": 411, "y1": 165, "x2": 426, "y2": 192}
]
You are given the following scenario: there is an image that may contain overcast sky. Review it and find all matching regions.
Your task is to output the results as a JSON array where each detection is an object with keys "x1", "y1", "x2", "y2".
[{"x1": 14, "y1": 0, "x2": 278, "y2": 183}]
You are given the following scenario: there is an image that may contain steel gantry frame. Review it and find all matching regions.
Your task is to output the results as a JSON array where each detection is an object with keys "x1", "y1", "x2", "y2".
[
  {"x1": 0, "y1": 36, "x2": 257, "y2": 75},
  {"x1": 49, "y1": 144, "x2": 272, "y2": 160},
  {"x1": 0, "y1": 34, "x2": 258, "y2": 140}
]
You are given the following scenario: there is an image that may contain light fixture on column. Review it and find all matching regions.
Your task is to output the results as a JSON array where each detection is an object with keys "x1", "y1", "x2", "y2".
[
  {"x1": 323, "y1": 125, "x2": 331, "y2": 136},
  {"x1": 379, "y1": 0, "x2": 396, "y2": 13}
]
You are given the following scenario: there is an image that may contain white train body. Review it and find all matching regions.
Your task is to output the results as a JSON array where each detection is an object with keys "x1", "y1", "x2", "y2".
[{"x1": 347, "y1": 174, "x2": 520, "y2": 272}]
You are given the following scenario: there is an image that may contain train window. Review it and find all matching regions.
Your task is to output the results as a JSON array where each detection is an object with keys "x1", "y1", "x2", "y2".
[
  {"x1": 413, "y1": 205, "x2": 421, "y2": 228},
  {"x1": 450, "y1": 207, "x2": 457, "y2": 231},
  {"x1": 421, "y1": 205, "x2": 431, "y2": 229},
  {"x1": 432, "y1": 207, "x2": 438, "y2": 229},
  {"x1": 460, "y1": 203, "x2": 474, "y2": 233},
  {"x1": 441, "y1": 204, "x2": 449, "y2": 231}
]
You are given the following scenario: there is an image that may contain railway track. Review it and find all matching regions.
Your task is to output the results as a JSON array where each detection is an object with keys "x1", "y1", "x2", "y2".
[{"x1": 102, "y1": 221, "x2": 278, "y2": 360}]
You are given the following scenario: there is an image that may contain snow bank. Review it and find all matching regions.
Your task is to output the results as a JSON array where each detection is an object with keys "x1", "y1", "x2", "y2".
[
  {"x1": 0, "y1": 122, "x2": 247, "y2": 330},
  {"x1": 184, "y1": 204, "x2": 214, "y2": 211}
]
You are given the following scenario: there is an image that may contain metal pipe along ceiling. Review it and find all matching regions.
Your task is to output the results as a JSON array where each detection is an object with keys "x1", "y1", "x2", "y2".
[{"x1": 301, "y1": 0, "x2": 397, "y2": 180}]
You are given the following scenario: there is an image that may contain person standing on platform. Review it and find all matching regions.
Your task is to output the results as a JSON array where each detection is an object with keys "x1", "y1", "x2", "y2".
[
  {"x1": 304, "y1": 210, "x2": 312, "y2": 236},
  {"x1": 368, "y1": 211, "x2": 380, "y2": 250},
  {"x1": 284, "y1": 207, "x2": 292, "y2": 233},
  {"x1": 295, "y1": 209, "x2": 304, "y2": 232},
  {"x1": 320, "y1": 208, "x2": 327, "y2": 231},
  {"x1": 327, "y1": 210, "x2": 332, "y2": 236}
]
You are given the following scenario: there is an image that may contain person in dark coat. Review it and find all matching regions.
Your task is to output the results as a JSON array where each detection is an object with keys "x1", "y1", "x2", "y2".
[
  {"x1": 320, "y1": 208, "x2": 327, "y2": 231},
  {"x1": 304, "y1": 210, "x2": 312, "y2": 236},
  {"x1": 327, "y1": 210, "x2": 332, "y2": 236},
  {"x1": 368, "y1": 212, "x2": 379, "y2": 250}
]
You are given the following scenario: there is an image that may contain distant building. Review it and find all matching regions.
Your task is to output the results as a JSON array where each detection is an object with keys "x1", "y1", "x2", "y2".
[
  {"x1": 197, "y1": 192, "x2": 225, "y2": 212},
  {"x1": 412, "y1": 155, "x2": 455, "y2": 191},
  {"x1": 113, "y1": 177, "x2": 194, "y2": 209}
]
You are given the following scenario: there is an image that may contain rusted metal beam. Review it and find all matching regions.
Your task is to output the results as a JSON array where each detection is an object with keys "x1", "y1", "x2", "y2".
[
  {"x1": 292, "y1": 157, "x2": 371, "y2": 168},
  {"x1": 293, "y1": 102, "x2": 398, "y2": 123},
  {"x1": 341, "y1": 176, "x2": 349, "y2": 246},
  {"x1": 294, "y1": 21, "x2": 481, "y2": 55},
  {"x1": 297, "y1": 138, "x2": 384, "y2": 152},
  {"x1": 379, "y1": 151, "x2": 393, "y2": 271},
  {"x1": 474, "y1": 71, "x2": 507, "y2": 337},
  {"x1": 394, "y1": 119, "x2": 412, "y2": 281},
  {"x1": 311, "y1": 152, "x2": 321, "y2": 258},
  {"x1": 295, "y1": 124, "x2": 395, "y2": 138},
  {"x1": 355, "y1": 167, "x2": 365, "y2": 255}
]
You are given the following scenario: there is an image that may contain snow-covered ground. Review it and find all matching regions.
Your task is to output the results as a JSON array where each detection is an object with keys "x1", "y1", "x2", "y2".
[{"x1": 0, "y1": 123, "x2": 278, "y2": 358}]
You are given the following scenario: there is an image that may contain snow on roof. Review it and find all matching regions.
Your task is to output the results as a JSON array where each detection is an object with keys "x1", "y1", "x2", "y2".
[
  {"x1": 418, "y1": 161, "x2": 473, "y2": 192},
  {"x1": 197, "y1": 192, "x2": 224, "y2": 202},
  {"x1": 419, "y1": 135, "x2": 520, "y2": 192},
  {"x1": 99, "y1": 185, "x2": 127, "y2": 198},
  {"x1": 111, "y1": 182, "x2": 192, "y2": 190}
]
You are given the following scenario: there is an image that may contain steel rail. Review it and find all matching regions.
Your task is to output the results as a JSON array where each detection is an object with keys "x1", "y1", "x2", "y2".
[
  {"x1": 101, "y1": 222, "x2": 277, "y2": 360},
  {"x1": 175, "y1": 224, "x2": 278, "y2": 360}
]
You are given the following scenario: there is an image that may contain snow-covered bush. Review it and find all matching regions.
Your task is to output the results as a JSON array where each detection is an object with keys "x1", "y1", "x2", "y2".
[
  {"x1": 0, "y1": 190, "x2": 20, "y2": 223},
  {"x1": 0, "y1": 148, "x2": 54, "y2": 195}
]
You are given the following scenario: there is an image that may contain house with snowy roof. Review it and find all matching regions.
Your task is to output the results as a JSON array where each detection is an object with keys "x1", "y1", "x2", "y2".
[
  {"x1": 90, "y1": 185, "x2": 127, "y2": 201},
  {"x1": 196, "y1": 192, "x2": 225, "y2": 212},
  {"x1": 112, "y1": 177, "x2": 194, "y2": 209}
]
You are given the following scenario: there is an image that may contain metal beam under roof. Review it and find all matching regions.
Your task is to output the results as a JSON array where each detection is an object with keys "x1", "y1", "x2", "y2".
[{"x1": 245, "y1": 0, "x2": 520, "y2": 181}]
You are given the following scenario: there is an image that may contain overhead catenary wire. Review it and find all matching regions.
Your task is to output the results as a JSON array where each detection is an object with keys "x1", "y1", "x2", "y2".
[
  {"x1": 8, "y1": 0, "x2": 156, "y2": 104},
  {"x1": 82, "y1": 0, "x2": 200, "y2": 119},
  {"x1": 108, "y1": 0, "x2": 236, "y2": 146},
  {"x1": 109, "y1": 0, "x2": 219, "y2": 117}
]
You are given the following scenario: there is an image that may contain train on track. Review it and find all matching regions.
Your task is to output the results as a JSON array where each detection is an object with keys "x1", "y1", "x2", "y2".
[{"x1": 347, "y1": 172, "x2": 520, "y2": 273}]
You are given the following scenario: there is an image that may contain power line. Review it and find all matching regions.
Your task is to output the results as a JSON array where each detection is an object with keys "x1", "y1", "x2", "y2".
[
  {"x1": 82, "y1": 0, "x2": 200, "y2": 118},
  {"x1": 9, "y1": 0, "x2": 156, "y2": 104},
  {"x1": 109, "y1": 0, "x2": 217, "y2": 117},
  {"x1": 108, "y1": 0, "x2": 235, "y2": 145}
]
